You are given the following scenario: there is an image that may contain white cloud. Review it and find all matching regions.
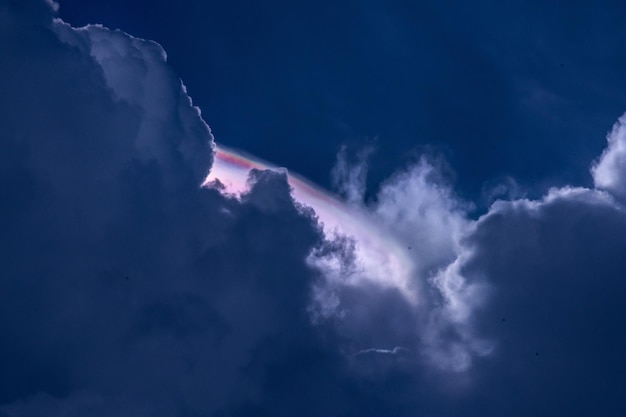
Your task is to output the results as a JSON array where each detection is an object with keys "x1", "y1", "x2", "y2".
[
  {"x1": 592, "y1": 113, "x2": 626, "y2": 201},
  {"x1": 373, "y1": 157, "x2": 469, "y2": 277},
  {"x1": 321, "y1": 150, "x2": 482, "y2": 369},
  {"x1": 318, "y1": 113, "x2": 626, "y2": 373}
]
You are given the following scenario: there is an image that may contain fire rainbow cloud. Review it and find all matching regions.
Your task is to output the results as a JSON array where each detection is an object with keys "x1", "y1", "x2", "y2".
[{"x1": 204, "y1": 145, "x2": 418, "y2": 303}]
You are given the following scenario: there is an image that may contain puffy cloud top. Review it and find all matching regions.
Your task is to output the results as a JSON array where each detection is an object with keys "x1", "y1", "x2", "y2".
[{"x1": 592, "y1": 114, "x2": 626, "y2": 201}]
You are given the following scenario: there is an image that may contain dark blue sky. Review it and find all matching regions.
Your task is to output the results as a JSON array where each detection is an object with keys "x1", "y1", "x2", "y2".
[
  {"x1": 57, "y1": 0, "x2": 626, "y2": 202},
  {"x1": 3, "y1": 1, "x2": 626, "y2": 416}
]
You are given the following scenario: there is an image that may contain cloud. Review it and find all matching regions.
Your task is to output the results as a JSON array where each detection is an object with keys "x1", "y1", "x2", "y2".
[
  {"x1": 331, "y1": 145, "x2": 374, "y2": 205},
  {"x1": 0, "y1": 2, "x2": 446, "y2": 415},
  {"x1": 325, "y1": 149, "x2": 478, "y2": 369},
  {"x1": 316, "y1": 114, "x2": 626, "y2": 416},
  {"x1": 354, "y1": 346, "x2": 411, "y2": 356},
  {"x1": 441, "y1": 186, "x2": 626, "y2": 415},
  {"x1": 4, "y1": 1, "x2": 626, "y2": 416},
  {"x1": 52, "y1": 19, "x2": 214, "y2": 185},
  {"x1": 0, "y1": 1, "x2": 343, "y2": 415},
  {"x1": 207, "y1": 143, "x2": 476, "y2": 371},
  {"x1": 592, "y1": 114, "x2": 626, "y2": 202}
]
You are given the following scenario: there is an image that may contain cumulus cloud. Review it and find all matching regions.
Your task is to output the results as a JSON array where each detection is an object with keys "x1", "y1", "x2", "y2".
[
  {"x1": 445, "y1": 186, "x2": 626, "y2": 415},
  {"x1": 592, "y1": 114, "x2": 626, "y2": 201},
  {"x1": 4, "y1": 1, "x2": 626, "y2": 416},
  {"x1": 1, "y1": 2, "x2": 456, "y2": 415},
  {"x1": 52, "y1": 20, "x2": 214, "y2": 184},
  {"x1": 325, "y1": 149, "x2": 477, "y2": 369},
  {"x1": 317, "y1": 120, "x2": 626, "y2": 411},
  {"x1": 0, "y1": 1, "x2": 342, "y2": 415}
]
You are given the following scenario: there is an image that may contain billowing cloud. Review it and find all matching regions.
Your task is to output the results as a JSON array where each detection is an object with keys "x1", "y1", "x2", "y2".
[
  {"x1": 0, "y1": 1, "x2": 337, "y2": 415},
  {"x1": 592, "y1": 114, "x2": 626, "y2": 202},
  {"x1": 440, "y1": 186, "x2": 626, "y2": 415},
  {"x1": 3, "y1": 1, "x2": 626, "y2": 416}
]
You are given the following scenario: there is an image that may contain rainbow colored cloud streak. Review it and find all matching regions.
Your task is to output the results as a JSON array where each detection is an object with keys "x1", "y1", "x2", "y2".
[{"x1": 204, "y1": 145, "x2": 417, "y2": 303}]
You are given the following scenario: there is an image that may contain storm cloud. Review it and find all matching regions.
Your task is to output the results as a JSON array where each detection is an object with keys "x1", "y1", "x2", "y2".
[{"x1": 2, "y1": 1, "x2": 626, "y2": 416}]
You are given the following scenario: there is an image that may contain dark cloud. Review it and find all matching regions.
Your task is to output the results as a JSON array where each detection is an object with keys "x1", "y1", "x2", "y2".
[
  {"x1": 3, "y1": 1, "x2": 626, "y2": 416},
  {"x1": 445, "y1": 189, "x2": 626, "y2": 416},
  {"x1": 0, "y1": 1, "x2": 340, "y2": 414},
  {"x1": 0, "y1": 2, "x2": 439, "y2": 415}
]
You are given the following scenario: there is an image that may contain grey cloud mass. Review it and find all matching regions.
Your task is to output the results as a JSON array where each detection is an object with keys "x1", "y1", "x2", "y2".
[{"x1": 2, "y1": 1, "x2": 626, "y2": 416}]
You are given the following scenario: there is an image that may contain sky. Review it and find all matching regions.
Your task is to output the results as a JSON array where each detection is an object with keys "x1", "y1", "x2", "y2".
[{"x1": 1, "y1": 0, "x2": 626, "y2": 416}]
